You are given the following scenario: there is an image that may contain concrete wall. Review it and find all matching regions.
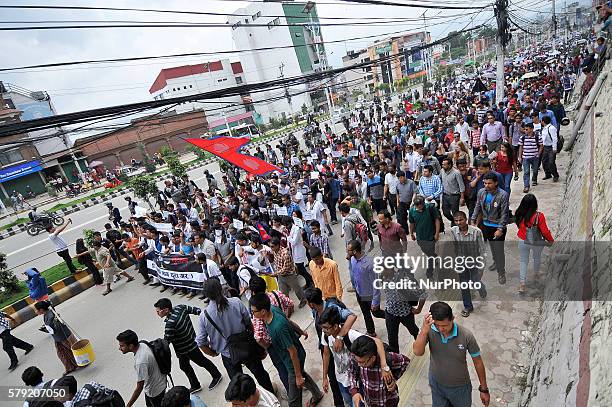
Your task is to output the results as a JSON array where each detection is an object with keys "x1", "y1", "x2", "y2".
[{"x1": 519, "y1": 63, "x2": 612, "y2": 406}]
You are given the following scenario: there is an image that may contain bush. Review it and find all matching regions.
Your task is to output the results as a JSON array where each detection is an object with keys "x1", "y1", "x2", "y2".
[
  {"x1": 186, "y1": 144, "x2": 209, "y2": 161},
  {"x1": 83, "y1": 229, "x2": 96, "y2": 248},
  {"x1": 0, "y1": 253, "x2": 19, "y2": 297}
]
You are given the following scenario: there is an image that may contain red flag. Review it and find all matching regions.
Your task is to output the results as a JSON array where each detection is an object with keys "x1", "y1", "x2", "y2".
[
  {"x1": 186, "y1": 136, "x2": 285, "y2": 176},
  {"x1": 323, "y1": 130, "x2": 333, "y2": 143}
]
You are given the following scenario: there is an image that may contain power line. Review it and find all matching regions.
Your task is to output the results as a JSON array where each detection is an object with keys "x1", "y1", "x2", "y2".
[
  {"x1": 0, "y1": 24, "x2": 487, "y2": 138},
  {"x1": 324, "y1": 0, "x2": 490, "y2": 9},
  {"x1": 0, "y1": 11, "x2": 484, "y2": 73}
]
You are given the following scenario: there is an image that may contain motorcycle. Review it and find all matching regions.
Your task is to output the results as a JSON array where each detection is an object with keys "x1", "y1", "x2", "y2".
[
  {"x1": 65, "y1": 183, "x2": 82, "y2": 198},
  {"x1": 26, "y1": 211, "x2": 65, "y2": 236}
]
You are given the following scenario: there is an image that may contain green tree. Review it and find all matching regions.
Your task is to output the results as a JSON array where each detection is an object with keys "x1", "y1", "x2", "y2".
[
  {"x1": 82, "y1": 229, "x2": 96, "y2": 247},
  {"x1": 186, "y1": 144, "x2": 210, "y2": 161},
  {"x1": 137, "y1": 142, "x2": 156, "y2": 173},
  {"x1": 130, "y1": 175, "x2": 158, "y2": 209},
  {"x1": 159, "y1": 146, "x2": 186, "y2": 178},
  {"x1": 0, "y1": 252, "x2": 19, "y2": 297}
]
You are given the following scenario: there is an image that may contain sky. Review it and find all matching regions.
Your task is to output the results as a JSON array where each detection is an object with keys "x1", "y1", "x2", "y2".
[{"x1": 0, "y1": 0, "x2": 497, "y2": 118}]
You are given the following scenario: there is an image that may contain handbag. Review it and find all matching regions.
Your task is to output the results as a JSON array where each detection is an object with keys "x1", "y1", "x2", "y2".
[
  {"x1": 203, "y1": 310, "x2": 265, "y2": 364},
  {"x1": 524, "y1": 212, "x2": 548, "y2": 246}
]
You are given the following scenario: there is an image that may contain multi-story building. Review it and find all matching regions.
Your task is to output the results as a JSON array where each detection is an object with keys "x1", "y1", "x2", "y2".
[
  {"x1": 149, "y1": 60, "x2": 253, "y2": 123},
  {"x1": 341, "y1": 49, "x2": 375, "y2": 96},
  {"x1": 364, "y1": 31, "x2": 431, "y2": 91},
  {"x1": 227, "y1": 1, "x2": 330, "y2": 122},
  {"x1": 0, "y1": 82, "x2": 87, "y2": 201}
]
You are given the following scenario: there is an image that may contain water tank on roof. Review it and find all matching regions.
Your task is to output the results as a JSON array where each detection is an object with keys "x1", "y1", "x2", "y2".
[{"x1": 30, "y1": 91, "x2": 47, "y2": 101}]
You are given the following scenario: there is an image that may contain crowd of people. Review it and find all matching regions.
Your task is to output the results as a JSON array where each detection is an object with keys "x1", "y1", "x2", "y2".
[{"x1": 2, "y1": 30, "x2": 607, "y2": 407}]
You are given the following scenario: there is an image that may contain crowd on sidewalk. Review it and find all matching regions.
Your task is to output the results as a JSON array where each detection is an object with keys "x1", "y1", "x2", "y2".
[{"x1": 2, "y1": 31, "x2": 605, "y2": 407}]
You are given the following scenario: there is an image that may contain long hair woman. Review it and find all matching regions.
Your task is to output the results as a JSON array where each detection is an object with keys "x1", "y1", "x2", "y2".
[
  {"x1": 34, "y1": 300, "x2": 79, "y2": 375},
  {"x1": 514, "y1": 194, "x2": 554, "y2": 293}
]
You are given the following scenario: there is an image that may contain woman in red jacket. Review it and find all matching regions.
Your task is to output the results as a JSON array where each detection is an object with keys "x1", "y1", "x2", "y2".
[{"x1": 514, "y1": 194, "x2": 554, "y2": 293}]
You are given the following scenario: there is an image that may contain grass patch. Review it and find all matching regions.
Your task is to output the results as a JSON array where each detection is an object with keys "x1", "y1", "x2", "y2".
[
  {"x1": 0, "y1": 262, "x2": 72, "y2": 309},
  {"x1": 48, "y1": 186, "x2": 125, "y2": 212},
  {"x1": 0, "y1": 217, "x2": 29, "y2": 232}
]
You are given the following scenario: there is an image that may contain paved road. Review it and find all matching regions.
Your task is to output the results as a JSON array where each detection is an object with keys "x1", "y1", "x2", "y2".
[{"x1": 2, "y1": 122, "x2": 340, "y2": 274}]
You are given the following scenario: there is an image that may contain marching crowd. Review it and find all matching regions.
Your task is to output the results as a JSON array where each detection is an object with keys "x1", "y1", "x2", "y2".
[{"x1": 2, "y1": 32, "x2": 605, "y2": 407}]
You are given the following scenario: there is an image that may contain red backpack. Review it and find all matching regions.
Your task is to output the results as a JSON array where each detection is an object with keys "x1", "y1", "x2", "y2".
[{"x1": 347, "y1": 218, "x2": 369, "y2": 243}]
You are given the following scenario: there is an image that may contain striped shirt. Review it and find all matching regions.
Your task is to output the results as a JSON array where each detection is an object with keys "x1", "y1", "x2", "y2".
[
  {"x1": 164, "y1": 304, "x2": 201, "y2": 355},
  {"x1": 519, "y1": 132, "x2": 542, "y2": 159},
  {"x1": 309, "y1": 233, "x2": 331, "y2": 257},
  {"x1": 418, "y1": 175, "x2": 443, "y2": 199},
  {"x1": 450, "y1": 225, "x2": 487, "y2": 260}
]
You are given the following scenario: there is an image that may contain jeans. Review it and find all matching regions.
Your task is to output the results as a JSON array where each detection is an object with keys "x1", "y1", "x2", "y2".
[
  {"x1": 177, "y1": 348, "x2": 221, "y2": 389},
  {"x1": 338, "y1": 382, "x2": 365, "y2": 407},
  {"x1": 541, "y1": 146, "x2": 559, "y2": 178},
  {"x1": 441, "y1": 193, "x2": 460, "y2": 226},
  {"x1": 518, "y1": 240, "x2": 544, "y2": 283},
  {"x1": 397, "y1": 202, "x2": 410, "y2": 233},
  {"x1": 385, "y1": 310, "x2": 419, "y2": 354},
  {"x1": 481, "y1": 225, "x2": 506, "y2": 275},
  {"x1": 1, "y1": 329, "x2": 33, "y2": 366},
  {"x1": 429, "y1": 374, "x2": 472, "y2": 407},
  {"x1": 278, "y1": 274, "x2": 305, "y2": 301},
  {"x1": 295, "y1": 262, "x2": 314, "y2": 288},
  {"x1": 221, "y1": 354, "x2": 274, "y2": 393},
  {"x1": 355, "y1": 293, "x2": 385, "y2": 335},
  {"x1": 288, "y1": 370, "x2": 323, "y2": 407},
  {"x1": 145, "y1": 390, "x2": 166, "y2": 407},
  {"x1": 417, "y1": 240, "x2": 437, "y2": 276},
  {"x1": 458, "y1": 267, "x2": 483, "y2": 311},
  {"x1": 387, "y1": 193, "x2": 397, "y2": 216},
  {"x1": 500, "y1": 172, "x2": 513, "y2": 195},
  {"x1": 57, "y1": 249, "x2": 77, "y2": 274},
  {"x1": 522, "y1": 156, "x2": 540, "y2": 187}
]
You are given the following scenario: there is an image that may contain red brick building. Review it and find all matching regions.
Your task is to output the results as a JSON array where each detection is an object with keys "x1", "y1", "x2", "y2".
[{"x1": 74, "y1": 109, "x2": 208, "y2": 170}]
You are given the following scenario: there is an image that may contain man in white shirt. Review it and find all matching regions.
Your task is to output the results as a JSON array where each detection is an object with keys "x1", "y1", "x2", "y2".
[
  {"x1": 47, "y1": 219, "x2": 77, "y2": 274},
  {"x1": 225, "y1": 373, "x2": 281, "y2": 407},
  {"x1": 540, "y1": 115, "x2": 559, "y2": 182},
  {"x1": 455, "y1": 117, "x2": 470, "y2": 143},
  {"x1": 384, "y1": 168, "x2": 399, "y2": 217},
  {"x1": 306, "y1": 194, "x2": 330, "y2": 235}
]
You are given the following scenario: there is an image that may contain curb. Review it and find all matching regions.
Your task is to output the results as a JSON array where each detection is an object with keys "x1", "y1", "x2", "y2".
[
  {"x1": 2, "y1": 269, "x2": 94, "y2": 327},
  {"x1": 0, "y1": 128, "x2": 303, "y2": 241}
]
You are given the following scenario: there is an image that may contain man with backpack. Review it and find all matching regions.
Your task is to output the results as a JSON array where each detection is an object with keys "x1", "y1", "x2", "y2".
[
  {"x1": 117, "y1": 329, "x2": 168, "y2": 407},
  {"x1": 54, "y1": 375, "x2": 126, "y2": 407},
  {"x1": 153, "y1": 298, "x2": 223, "y2": 394},
  {"x1": 409, "y1": 196, "x2": 441, "y2": 279}
]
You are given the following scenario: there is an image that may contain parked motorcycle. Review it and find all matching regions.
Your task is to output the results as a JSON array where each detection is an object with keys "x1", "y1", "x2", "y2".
[{"x1": 26, "y1": 210, "x2": 65, "y2": 236}]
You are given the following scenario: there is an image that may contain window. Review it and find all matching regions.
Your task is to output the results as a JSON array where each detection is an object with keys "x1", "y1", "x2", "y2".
[
  {"x1": 252, "y1": 11, "x2": 261, "y2": 21},
  {"x1": 232, "y1": 21, "x2": 242, "y2": 30},
  {"x1": 267, "y1": 17, "x2": 280, "y2": 30},
  {"x1": 0, "y1": 149, "x2": 23, "y2": 166},
  {"x1": 235, "y1": 76, "x2": 243, "y2": 84},
  {"x1": 189, "y1": 85, "x2": 193, "y2": 88},
  {"x1": 217, "y1": 78, "x2": 228, "y2": 83},
  {"x1": 245, "y1": 19, "x2": 249, "y2": 24},
  {"x1": 183, "y1": 86, "x2": 187, "y2": 89}
]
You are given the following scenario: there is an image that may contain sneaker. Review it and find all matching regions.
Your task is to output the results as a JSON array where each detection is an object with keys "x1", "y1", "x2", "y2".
[
  {"x1": 478, "y1": 286, "x2": 488, "y2": 299},
  {"x1": 498, "y1": 274, "x2": 507, "y2": 285},
  {"x1": 189, "y1": 385, "x2": 202, "y2": 394},
  {"x1": 208, "y1": 375, "x2": 223, "y2": 391},
  {"x1": 461, "y1": 308, "x2": 473, "y2": 317}
]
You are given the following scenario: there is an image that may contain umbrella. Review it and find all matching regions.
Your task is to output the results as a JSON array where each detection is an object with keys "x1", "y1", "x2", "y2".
[
  {"x1": 521, "y1": 72, "x2": 539, "y2": 80},
  {"x1": 482, "y1": 72, "x2": 496, "y2": 79},
  {"x1": 472, "y1": 78, "x2": 488, "y2": 93},
  {"x1": 464, "y1": 60, "x2": 475, "y2": 67},
  {"x1": 88, "y1": 160, "x2": 104, "y2": 168},
  {"x1": 416, "y1": 110, "x2": 435, "y2": 121}
]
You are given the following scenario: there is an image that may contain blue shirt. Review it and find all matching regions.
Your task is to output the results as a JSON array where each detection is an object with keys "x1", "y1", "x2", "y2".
[
  {"x1": 482, "y1": 192, "x2": 501, "y2": 228},
  {"x1": 418, "y1": 175, "x2": 443, "y2": 199},
  {"x1": 539, "y1": 110, "x2": 558, "y2": 129},
  {"x1": 196, "y1": 298, "x2": 251, "y2": 358},
  {"x1": 350, "y1": 255, "x2": 380, "y2": 306}
]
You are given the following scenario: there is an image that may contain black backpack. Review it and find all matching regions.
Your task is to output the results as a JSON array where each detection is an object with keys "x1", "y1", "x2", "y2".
[
  {"x1": 140, "y1": 339, "x2": 173, "y2": 384},
  {"x1": 72, "y1": 384, "x2": 125, "y2": 407}
]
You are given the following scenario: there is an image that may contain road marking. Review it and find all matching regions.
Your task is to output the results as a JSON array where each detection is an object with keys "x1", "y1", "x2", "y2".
[{"x1": 6, "y1": 205, "x2": 128, "y2": 256}]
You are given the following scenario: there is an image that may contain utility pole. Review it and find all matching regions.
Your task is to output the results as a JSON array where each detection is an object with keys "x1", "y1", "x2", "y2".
[
  {"x1": 421, "y1": 10, "x2": 431, "y2": 83},
  {"x1": 494, "y1": 0, "x2": 510, "y2": 104},
  {"x1": 551, "y1": 0, "x2": 557, "y2": 51},
  {"x1": 278, "y1": 63, "x2": 293, "y2": 118}
]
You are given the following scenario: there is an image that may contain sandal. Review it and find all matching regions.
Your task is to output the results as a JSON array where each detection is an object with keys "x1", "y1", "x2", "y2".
[{"x1": 461, "y1": 309, "x2": 472, "y2": 317}]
